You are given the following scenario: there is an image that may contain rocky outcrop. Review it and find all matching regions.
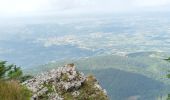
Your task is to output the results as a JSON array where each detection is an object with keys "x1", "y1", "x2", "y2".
[{"x1": 23, "y1": 64, "x2": 108, "y2": 100}]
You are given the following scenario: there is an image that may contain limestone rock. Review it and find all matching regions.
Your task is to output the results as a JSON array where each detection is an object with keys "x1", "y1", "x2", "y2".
[{"x1": 23, "y1": 64, "x2": 108, "y2": 100}]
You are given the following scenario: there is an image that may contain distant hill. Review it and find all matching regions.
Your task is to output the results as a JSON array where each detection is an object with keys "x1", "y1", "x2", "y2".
[
  {"x1": 27, "y1": 51, "x2": 170, "y2": 84},
  {"x1": 25, "y1": 51, "x2": 170, "y2": 100}
]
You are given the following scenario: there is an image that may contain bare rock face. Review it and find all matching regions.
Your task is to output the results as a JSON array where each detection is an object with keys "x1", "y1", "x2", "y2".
[{"x1": 23, "y1": 64, "x2": 108, "y2": 100}]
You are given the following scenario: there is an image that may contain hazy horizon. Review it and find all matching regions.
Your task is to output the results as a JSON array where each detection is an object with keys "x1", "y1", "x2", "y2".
[{"x1": 0, "y1": 0, "x2": 170, "y2": 19}]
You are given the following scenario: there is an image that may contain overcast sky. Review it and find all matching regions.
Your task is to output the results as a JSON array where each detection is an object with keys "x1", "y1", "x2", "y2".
[{"x1": 0, "y1": 0, "x2": 169, "y2": 17}]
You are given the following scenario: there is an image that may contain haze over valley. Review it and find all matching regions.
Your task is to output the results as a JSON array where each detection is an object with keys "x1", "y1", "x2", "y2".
[{"x1": 1, "y1": 0, "x2": 170, "y2": 99}]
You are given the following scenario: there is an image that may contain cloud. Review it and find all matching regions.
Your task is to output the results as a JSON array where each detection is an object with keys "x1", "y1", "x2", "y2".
[
  {"x1": 132, "y1": 0, "x2": 170, "y2": 7},
  {"x1": 0, "y1": 0, "x2": 170, "y2": 17},
  {"x1": 39, "y1": 0, "x2": 170, "y2": 12}
]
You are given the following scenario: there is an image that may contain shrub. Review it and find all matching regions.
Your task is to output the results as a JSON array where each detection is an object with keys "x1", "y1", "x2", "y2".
[
  {"x1": 19, "y1": 75, "x2": 33, "y2": 82},
  {"x1": 76, "y1": 74, "x2": 108, "y2": 100}
]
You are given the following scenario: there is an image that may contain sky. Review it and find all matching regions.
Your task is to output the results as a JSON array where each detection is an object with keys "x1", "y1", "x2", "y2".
[{"x1": 0, "y1": 0, "x2": 169, "y2": 17}]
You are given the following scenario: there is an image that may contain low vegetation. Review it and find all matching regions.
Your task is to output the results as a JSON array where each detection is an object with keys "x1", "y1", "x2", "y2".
[
  {"x1": 76, "y1": 75, "x2": 108, "y2": 100},
  {"x1": 61, "y1": 74, "x2": 108, "y2": 100},
  {"x1": 0, "y1": 61, "x2": 32, "y2": 100},
  {"x1": 0, "y1": 80, "x2": 31, "y2": 100}
]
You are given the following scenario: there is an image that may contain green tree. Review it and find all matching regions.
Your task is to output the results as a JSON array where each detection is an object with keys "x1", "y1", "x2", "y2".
[
  {"x1": 0, "y1": 61, "x2": 12, "y2": 79},
  {"x1": 165, "y1": 57, "x2": 170, "y2": 62},
  {"x1": 8, "y1": 65, "x2": 23, "y2": 80},
  {"x1": 0, "y1": 61, "x2": 23, "y2": 80}
]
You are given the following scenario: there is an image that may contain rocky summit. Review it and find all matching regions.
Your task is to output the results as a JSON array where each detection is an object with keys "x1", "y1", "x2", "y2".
[{"x1": 23, "y1": 64, "x2": 108, "y2": 100}]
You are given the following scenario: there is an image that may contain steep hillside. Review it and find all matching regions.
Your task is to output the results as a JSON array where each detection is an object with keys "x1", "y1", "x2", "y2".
[{"x1": 87, "y1": 68, "x2": 168, "y2": 100}]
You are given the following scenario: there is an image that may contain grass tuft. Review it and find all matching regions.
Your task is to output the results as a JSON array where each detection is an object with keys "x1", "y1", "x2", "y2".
[{"x1": 0, "y1": 80, "x2": 31, "y2": 100}]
